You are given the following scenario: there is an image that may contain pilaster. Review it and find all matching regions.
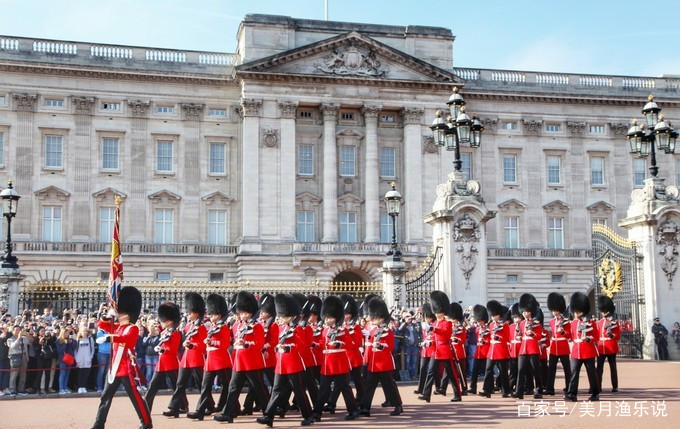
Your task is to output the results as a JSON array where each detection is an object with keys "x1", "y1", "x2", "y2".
[
  {"x1": 11, "y1": 93, "x2": 38, "y2": 238},
  {"x1": 126, "y1": 99, "x2": 150, "y2": 242},
  {"x1": 71, "y1": 96, "x2": 97, "y2": 240},
  {"x1": 279, "y1": 100, "x2": 298, "y2": 241},
  {"x1": 362, "y1": 104, "x2": 382, "y2": 243},
  {"x1": 321, "y1": 103, "x2": 339, "y2": 242},
  {"x1": 240, "y1": 98, "x2": 262, "y2": 250},
  {"x1": 402, "y1": 106, "x2": 425, "y2": 243}
]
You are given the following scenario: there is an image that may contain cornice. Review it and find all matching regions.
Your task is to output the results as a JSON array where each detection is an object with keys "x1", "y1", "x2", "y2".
[{"x1": 462, "y1": 90, "x2": 680, "y2": 107}]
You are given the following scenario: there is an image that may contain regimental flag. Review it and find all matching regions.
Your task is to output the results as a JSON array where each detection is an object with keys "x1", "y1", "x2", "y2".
[{"x1": 107, "y1": 195, "x2": 123, "y2": 307}]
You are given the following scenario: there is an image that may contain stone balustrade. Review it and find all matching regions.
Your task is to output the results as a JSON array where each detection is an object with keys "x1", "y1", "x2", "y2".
[
  {"x1": 487, "y1": 247, "x2": 592, "y2": 258},
  {"x1": 292, "y1": 242, "x2": 428, "y2": 255},
  {"x1": 15, "y1": 241, "x2": 239, "y2": 255}
]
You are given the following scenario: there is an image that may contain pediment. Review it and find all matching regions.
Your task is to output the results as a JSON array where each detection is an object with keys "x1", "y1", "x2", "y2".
[
  {"x1": 92, "y1": 187, "x2": 127, "y2": 202},
  {"x1": 236, "y1": 31, "x2": 461, "y2": 87},
  {"x1": 34, "y1": 186, "x2": 70, "y2": 200},
  {"x1": 337, "y1": 193, "x2": 364, "y2": 211},
  {"x1": 497, "y1": 198, "x2": 527, "y2": 213},
  {"x1": 587, "y1": 201, "x2": 614, "y2": 215},
  {"x1": 201, "y1": 191, "x2": 235, "y2": 205},
  {"x1": 543, "y1": 199, "x2": 571, "y2": 214},
  {"x1": 148, "y1": 189, "x2": 181, "y2": 204}
]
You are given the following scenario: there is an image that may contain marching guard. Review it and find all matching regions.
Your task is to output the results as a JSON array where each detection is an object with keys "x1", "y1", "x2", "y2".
[
  {"x1": 545, "y1": 292, "x2": 572, "y2": 396},
  {"x1": 512, "y1": 293, "x2": 544, "y2": 400},
  {"x1": 467, "y1": 304, "x2": 490, "y2": 396},
  {"x1": 413, "y1": 303, "x2": 435, "y2": 395},
  {"x1": 507, "y1": 303, "x2": 522, "y2": 393},
  {"x1": 481, "y1": 300, "x2": 511, "y2": 398},
  {"x1": 438, "y1": 302, "x2": 466, "y2": 399},
  {"x1": 566, "y1": 292, "x2": 600, "y2": 402},
  {"x1": 596, "y1": 295, "x2": 620, "y2": 393},
  {"x1": 145, "y1": 301, "x2": 183, "y2": 412}
]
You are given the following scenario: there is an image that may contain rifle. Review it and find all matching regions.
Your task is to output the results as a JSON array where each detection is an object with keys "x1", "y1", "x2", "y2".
[{"x1": 154, "y1": 326, "x2": 175, "y2": 353}]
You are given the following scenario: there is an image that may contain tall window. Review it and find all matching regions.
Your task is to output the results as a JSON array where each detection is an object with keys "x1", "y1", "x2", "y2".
[
  {"x1": 156, "y1": 140, "x2": 173, "y2": 172},
  {"x1": 154, "y1": 209, "x2": 173, "y2": 244},
  {"x1": 548, "y1": 217, "x2": 564, "y2": 249},
  {"x1": 634, "y1": 159, "x2": 646, "y2": 187},
  {"x1": 547, "y1": 156, "x2": 561, "y2": 184},
  {"x1": 339, "y1": 212, "x2": 357, "y2": 243},
  {"x1": 503, "y1": 155, "x2": 517, "y2": 183},
  {"x1": 99, "y1": 207, "x2": 115, "y2": 243},
  {"x1": 298, "y1": 145, "x2": 314, "y2": 176},
  {"x1": 380, "y1": 147, "x2": 396, "y2": 178},
  {"x1": 102, "y1": 138, "x2": 119, "y2": 170},
  {"x1": 0, "y1": 132, "x2": 3, "y2": 165},
  {"x1": 460, "y1": 153, "x2": 472, "y2": 181},
  {"x1": 42, "y1": 206, "x2": 62, "y2": 242},
  {"x1": 208, "y1": 210, "x2": 228, "y2": 245},
  {"x1": 677, "y1": 160, "x2": 680, "y2": 185},
  {"x1": 45, "y1": 135, "x2": 63, "y2": 168},
  {"x1": 504, "y1": 216, "x2": 519, "y2": 248},
  {"x1": 296, "y1": 211, "x2": 315, "y2": 242},
  {"x1": 339, "y1": 146, "x2": 356, "y2": 176},
  {"x1": 209, "y1": 143, "x2": 226, "y2": 174},
  {"x1": 380, "y1": 212, "x2": 393, "y2": 243},
  {"x1": 591, "y1": 156, "x2": 605, "y2": 185}
]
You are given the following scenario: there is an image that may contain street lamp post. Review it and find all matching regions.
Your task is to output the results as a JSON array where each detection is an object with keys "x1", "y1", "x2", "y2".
[
  {"x1": 384, "y1": 182, "x2": 402, "y2": 261},
  {"x1": 1, "y1": 180, "x2": 21, "y2": 270},
  {"x1": 627, "y1": 95, "x2": 678, "y2": 177}
]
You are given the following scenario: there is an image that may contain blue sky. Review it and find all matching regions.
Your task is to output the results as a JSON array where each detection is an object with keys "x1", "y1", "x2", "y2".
[{"x1": 2, "y1": 0, "x2": 679, "y2": 76}]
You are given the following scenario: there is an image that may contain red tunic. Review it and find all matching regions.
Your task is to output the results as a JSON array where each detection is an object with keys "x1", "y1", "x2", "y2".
[
  {"x1": 487, "y1": 321, "x2": 510, "y2": 360},
  {"x1": 451, "y1": 322, "x2": 467, "y2": 360},
  {"x1": 156, "y1": 328, "x2": 181, "y2": 372},
  {"x1": 204, "y1": 322, "x2": 232, "y2": 372},
  {"x1": 299, "y1": 324, "x2": 316, "y2": 369},
  {"x1": 180, "y1": 322, "x2": 207, "y2": 369},
  {"x1": 518, "y1": 319, "x2": 542, "y2": 356},
  {"x1": 570, "y1": 319, "x2": 600, "y2": 360},
  {"x1": 421, "y1": 326, "x2": 435, "y2": 358},
  {"x1": 275, "y1": 324, "x2": 306, "y2": 375},
  {"x1": 432, "y1": 319, "x2": 454, "y2": 360},
  {"x1": 320, "y1": 326, "x2": 353, "y2": 376},
  {"x1": 232, "y1": 320, "x2": 266, "y2": 372},
  {"x1": 344, "y1": 322, "x2": 364, "y2": 369},
  {"x1": 548, "y1": 316, "x2": 572, "y2": 356},
  {"x1": 365, "y1": 324, "x2": 395, "y2": 373},
  {"x1": 310, "y1": 322, "x2": 324, "y2": 368},
  {"x1": 98, "y1": 321, "x2": 138, "y2": 377},
  {"x1": 508, "y1": 322, "x2": 522, "y2": 359},
  {"x1": 362, "y1": 325, "x2": 375, "y2": 365},
  {"x1": 473, "y1": 325, "x2": 490, "y2": 359},
  {"x1": 596, "y1": 318, "x2": 620, "y2": 355},
  {"x1": 260, "y1": 318, "x2": 279, "y2": 369}
]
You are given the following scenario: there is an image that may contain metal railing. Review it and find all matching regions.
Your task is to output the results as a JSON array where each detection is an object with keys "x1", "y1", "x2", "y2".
[{"x1": 403, "y1": 246, "x2": 443, "y2": 308}]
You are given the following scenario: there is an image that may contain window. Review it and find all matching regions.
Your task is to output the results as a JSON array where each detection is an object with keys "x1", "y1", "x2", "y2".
[
  {"x1": 208, "y1": 108, "x2": 226, "y2": 116},
  {"x1": 44, "y1": 99, "x2": 63, "y2": 108},
  {"x1": 156, "y1": 105, "x2": 174, "y2": 114},
  {"x1": 0, "y1": 96, "x2": 5, "y2": 104},
  {"x1": 102, "y1": 102, "x2": 120, "y2": 111},
  {"x1": 0, "y1": 132, "x2": 3, "y2": 165},
  {"x1": 551, "y1": 274, "x2": 564, "y2": 283},
  {"x1": 42, "y1": 206, "x2": 62, "y2": 242},
  {"x1": 154, "y1": 209, "x2": 173, "y2": 244},
  {"x1": 503, "y1": 155, "x2": 517, "y2": 183},
  {"x1": 506, "y1": 274, "x2": 519, "y2": 284},
  {"x1": 677, "y1": 160, "x2": 680, "y2": 185},
  {"x1": 504, "y1": 217, "x2": 519, "y2": 248},
  {"x1": 296, "y1": 211, "x2": 315, "y2": 242},
  {"x1": 380, "y1": 147, "x2": 396, "y2": 178},
  {"x1": 590, "y1": 125, "x2": 605, "y2": 134},
  {"x1": 380, "y1": 114, "x2": 396, "y2": 123},
  {"x1": 99, "y1": 207, "x2": 115, "y2": 243},
  {"x1": 547, "y1": 156, "x2": 561, "y2": 184},
  {"x1": 460, "y1": 153, "x2": 472, "y2": 181},
  {"x1": 298, "y1": 145, "x2": 314, "y2": 176},
  {"x1": 299, "y1": 110, "x2": 312, "y2": 119},
  {"x1": 341, "y1": 112, "x2": 354, "y2": 121},
  {"x1": 591, "y1": 156, "x2": 605, "y2": 185},
  {"x1": 380, "y1": 212, "x2": 393, "y2": 243},
  {"x1": 209, "y1": 272, "x2": 224, "y2": 282},
  {"x1": 208, "y1": 210, "x2": 228, "y2": 245},
  {"x1": 44, "y1": 135, "x2": 63, "y2": 168},
  {"x1": 634, "y1": 159, "x2": 646, "y2": 187},
  {"x1": 548, "y1": 217, "x2": 564, "y2": 249},
  {"x1": 545, "y1": 124, "x2": 560, "y2": 132},
  {"x1": 339, "y1": 146, "x2": 356, "y2": 176},
  {"x1": 156, "y1": 140, "x2": 173, "y2": 172},
  {"x1": 593, "y1": 218, "x2": 607, "y2": 226},
  {"x1": 102, "y1": 138, "x2": 119, "y2": 170},
  {"x1": 339, "y1": 212, "x2": 357, "y2": 243},
  {"x1": 209, "y1": 142, "x2": 226, "y2": 174},
  {"x1": 155, "y1": 272, "x2": 171, "y2": 282},
  {"x1": 501, "y1": 121, "x2": 517, "y2": 130},
  {"x1": 99, "y1": 272, "x2": 110, "y2": 282}
]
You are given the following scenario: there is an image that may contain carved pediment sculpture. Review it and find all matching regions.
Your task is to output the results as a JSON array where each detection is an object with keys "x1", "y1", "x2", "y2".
[{"x1": 315, "y1": 42, "x2": 387, "y2": 77}]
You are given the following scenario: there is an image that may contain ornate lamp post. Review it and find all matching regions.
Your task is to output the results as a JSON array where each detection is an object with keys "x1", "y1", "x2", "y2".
[
  {"x1": 384, "y1": 182, "x2": 402, "y2": 261},
  {"x1": 430, "y1": 87, "x2": 484, "y2": 172},
  {"x1": 627, "y1": 95, "x2": 677, "y2": 177},
  {"x1": 1, "y1": 180, "x2": 20, "y2": 270}
]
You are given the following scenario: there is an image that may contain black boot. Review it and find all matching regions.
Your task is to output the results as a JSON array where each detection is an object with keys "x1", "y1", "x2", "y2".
[
  {"x1": 390, "y1": 405, "x2": 403, "y2": 416},
  {"x1": 301, "y1": 416, "x2": 315, "y2": 426},
  {"x1": 256, "y1": 416, "x2": 274, "y2": 427},
  {"x1": 381, "y1": 400, "x2": 391, "y2": 407},
  {"x1": 187, "y1": 412, "x2": 204, "y2": 421},
  {"x1": 212, "y1": 414, "x2": 233, "y2": 423},
  {"x1": 162, "y1": 410, "x2": 179, "y2": 418},
  {"x1": 322, "y1": 405, "x2": 335, "y2": 414},
  {"x1": 346, "y1": 409, "x2": 360, "y2": 420},
  {"x1": 359, "y1": 408, "x2": 371, "y2": 417}
]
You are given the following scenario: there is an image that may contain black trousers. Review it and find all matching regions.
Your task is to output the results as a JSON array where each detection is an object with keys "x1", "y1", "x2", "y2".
[
  {"x1": 657, "y1": 342, "x2": 670, "y2": 360},
  {"x1": 468, "y1": 358, "x2": 486, "y2": 392},
  {"x1": 360, "y1": 370, "x2": 402, "y2": 410},
  {"x1": 440, "y1": 358, "x2": 467, "y2": 394},
  {"x1": 221, "y1": 369, "x2": 269, "y2": 419},
  {"x1": 568, "y1": 358, "x2": 599, "y2": 397},
  {"x1": 33, "y1": 356, "x2": 52, "y2": 392},
  {"x1": 508, "y1": 357, "x2": 518, "y2": 391},
  {"x1": 416, "y1": 357, "x2": 431, "y2": 393},
  {"x1": 145, "y1": 369, "x2": 180, "y2": 412},
  {"x1": 596, "y1": 354, "x2": 618, "y2": 390},
  {"x1": 314, "y1": 373, "x2": 356, "y2": 415},
  {"x1": 264, "y1": 372, "x2": 312, "y2": 419},
  {"x1": 196, "y1": 368, "x2": 231, "y2": 415},
  {"x1": 92, "y1": 373, "x2": 152, "y2": 429},
  {"x1": 168, "y1": 366, "x2": 203, "y2": 412},
  {"x1": 243, "y1": 367, "x2": 274, "y2": 411},
  {"x1": 422, "y1": 358, "x2": 460, "y2": 399},
  {"x1": 515, "y1": 354, "x2": 543, "y2": 396},
  {"x1": 482, "y1": 359, "x2": 509, "y2": 395},
  {"x1": 545, "y1": 354, "x2": 571, "y2": 393},
  {"x1": 328, "y1": 366, "x2": 364, "y2": 407}
]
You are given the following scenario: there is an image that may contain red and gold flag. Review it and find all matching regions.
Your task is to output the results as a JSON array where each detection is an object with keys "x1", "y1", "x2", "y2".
[{"x1": 107, "y1": 195, "x2": 123, "y2": 307}]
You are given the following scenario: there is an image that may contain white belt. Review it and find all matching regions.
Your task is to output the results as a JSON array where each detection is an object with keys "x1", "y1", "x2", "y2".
[
  {"x1": 573, "y1": 339, "x2": 584, "y2": 343},
  {"x1": 551, "y1": 338, "x2": 567, "y2": 341},
  {"x1": 601, "y1": 338, "x2": 615, "y2": 341},
  {"x1": 365, "y1": 342, "x2": 373, "y2": 347},
  {"x1": 522, "y1": 336, "x2": 535, "y2": 340},
  {"x1": 510, "y1": 340, "x2": 521, "y2": 344},
  {"x1": 490, "y1": 340, "x2": 502, "y2": 344},
  {"x1": 207, "y1": 346, "x2": 219, "y2": 351},
  {"x1": 234, "y1": 345, "x2": 246, "y2": 350},
  {"x1": 323, "y1": 349, "x2": 346, "y2": 354}
]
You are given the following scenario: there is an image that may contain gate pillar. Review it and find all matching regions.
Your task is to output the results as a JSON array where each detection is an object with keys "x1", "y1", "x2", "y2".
[
  {"x1": 380, "y1": 258, "x2": 407, "y2": 309},
  {"x1": 0, "y1": 269, "x2": 25, "y2": 316},
  {"x1": 424, "y1": 171, "x2": 495, "y2": 306},
  {"x1": 619, "y1": 177, "x2": 680, "y2": 359}
]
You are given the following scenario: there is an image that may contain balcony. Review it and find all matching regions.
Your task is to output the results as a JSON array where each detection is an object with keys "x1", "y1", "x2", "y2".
[
  {"x1": 292, "y1": 242, "x2": 430, "y2": 256},
  {"x1": 488, "y1": 248, "x2": 592, "y2": 259},
  {"x1": 14, "y1": 241, "x2": 238, "y2": 255}
]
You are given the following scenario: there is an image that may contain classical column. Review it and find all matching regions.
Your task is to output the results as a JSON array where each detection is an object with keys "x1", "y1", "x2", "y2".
[
  {"x1": 180, "y1": 103, "x2": 204, "y2": 243},
  {"x1": 279, "y1": 100, "x2": 298, "y2": 241},
  {"x1": 126, "y1": 99, "x2": 150, "y2": 242},
  {"x1": 240, "y1": 99, "x2": 262, "y2": 248},
  {"x1": 362, "y1": 104, "x2": 382, "y2": 243},
  {"x1": 402, "y1": 106, "x2": 425, "y2": 243},
  {"x1": 10, "y1": 93, "x2": 37, "y2": 238},
  {"x1": 70, "y1": 96, "x2": 96, "y2": 241},
  {"x1": 321, "y1": 104, "x2": 339, "y2": 243}
]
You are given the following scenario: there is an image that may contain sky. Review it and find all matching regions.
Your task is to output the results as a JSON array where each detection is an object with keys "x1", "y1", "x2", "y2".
[{"x1": 1, "y1": 0, "x2": 679, "y2": 77}]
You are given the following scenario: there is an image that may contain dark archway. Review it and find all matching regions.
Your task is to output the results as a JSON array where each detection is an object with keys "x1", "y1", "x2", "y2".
[{"x1": 332, "y1": 271, "x2": 367, "y2": 283}]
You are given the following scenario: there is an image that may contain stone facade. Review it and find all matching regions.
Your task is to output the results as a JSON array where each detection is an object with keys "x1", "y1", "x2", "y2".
[{"x1": 0, "y1": 14, "x2": 679, "y2": 308}]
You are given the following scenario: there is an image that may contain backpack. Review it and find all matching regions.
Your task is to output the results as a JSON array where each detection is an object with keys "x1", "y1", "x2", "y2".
[{"x1": 41, "y1": 343, "x2": 57, "y2": 360}]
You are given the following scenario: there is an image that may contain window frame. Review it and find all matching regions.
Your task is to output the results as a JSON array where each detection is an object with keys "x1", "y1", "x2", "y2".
[
  {"x1": 42, "y1": 205, "x2": 63, "y2": 242},
  {"x1": 548, "y1": 217, "x2": 564, "y2": 249},
  {"x1": 296, "y1": 210, "x2": 315, "y2": 243},
  {"x1": 590, "y1": 155, "x2": 606, "y2": 186},
  {"x1": 339, "y1": 211, "x2": 358, "y2": 243},
  {"x1": 101, "y1": 137, "x2": 120, "y2": 171},
  {"x1": 547, "y1": 155, "x2": 561, "y2": 185},
  {"x1": 502, "y1": 154, "x2": 517, "y2": 184},
  {"x1": 208, "y1": 141, "x2": 227, "y2": 176},
  {"x1": 339, "y1": 145, "x2": 357, "y2": 177},
  {"x1": 633, "y1": 158, "x2": 646, "y2": 188},
  {"x1": 297, "y1": 144, "x2": 314, "y2": 177},
  {"x1": 460, "y1": 152, "x2": 473, "y2": 181},
  {"x1": 379, "y1": 146, "x2": 396, "y2": 179},
  {"x1": 155, "y1": 105, "x2": 175, "y2": 114},
  {"x1": 207, "y1": 209, "x2": 228, "y2": 245},
  {"x1": 154, "y1": 208, "x2": 174, "y2": 244},
  {"x1": 99, "y1": 207, "x2": 115, "y2": 243},
  {"x1": 155, "y1": 139, "x2": 174, "y2": 173},
  {"x1": 44, "y1": 98, "x2": 64, "y2": 109},
  {"x1": 504, "y1": 216, "x2": 520, "y2": 249},
  {"x1": 43, "y1": 134, "x2": 64, "y2": 169},
  {"x1": 545, "y1": 123, "x2": 561, "y2": 133}
]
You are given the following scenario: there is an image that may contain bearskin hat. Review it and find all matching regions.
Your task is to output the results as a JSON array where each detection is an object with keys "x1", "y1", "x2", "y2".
[
  {"x1": 597, "y1": 295, "x2": 615, "y2": 315},
  {"x1": 339, "y1": 294, "x2": 358, "y2": 320},
  {"x1": 259, "y1": 293, "x2": 276, "y2": 317},
  {"x1": 547, "y1": 292, "x2": 567, "y2": 313},
  {"x1": 275, "y1": 294, "x2": 299, "y2": 318},
  {"x1": 510, "y1": 302, "x2": 523, "y2": 320},
  {"x1": 306, "y1": 295, "x2": 322, "y2": 316},
  {"x1": 473, "y1": 304, "x2": 489, "y2": 323},
  {"x1": 501, "y1": 305, "x2": 511, "y2": 323},
  {"x1": 234, "y1": 291, "x2": 258, "y2": 315},
  {"x1": 360, "y1": 294, "x2": 379, "y2": 318},
  {"x1": 518, "y1": 293, "x2": 539, "y2": 316},
  {"x1": 292, "y1": 293, "x2": 308, "y2": 316},
  {"x1": 157, "y1": 301, "x2": 181, "y2": 326},
  {"x1": 421, "y1": 303, "x2": 435, "y2": 321},
  {"x1": 430, "y1": 291, "x2": 450, "y2": 315},
  {"x1": 367, "y1": 296, "x2": 390, "y2": 321},
  {"x1": 447, "y1": 302, "x2": 463, "y2": 321},
  {"x1": 117, "y1": 286, "x2": 142, "y2": 323},
  {"x1": 228, "y1": 293, "x2": 238, "y2": 314},
  {"x1": 570, "y1": 292, "x2": 591, "y2": 316},
  {"x1": 535, "y1": 307, "x2": 544, "y2": 324},
  {"x1": 184, "y1": 292, "x2": 206, "y2": 317},
  {"x1": 486, "y1": 300, "x2": 504, "y2": 318},
  {"x1": 321, "y1": 295, "x2": 344, "y2": 323},
  {"x1": 206, "y1": 293, "x2": 228, "y2": 317}
]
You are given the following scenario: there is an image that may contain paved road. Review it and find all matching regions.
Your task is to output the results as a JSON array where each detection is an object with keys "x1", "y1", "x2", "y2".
[{"x1": 3, "y1": 359, "x2": 678, "y2": 429}]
